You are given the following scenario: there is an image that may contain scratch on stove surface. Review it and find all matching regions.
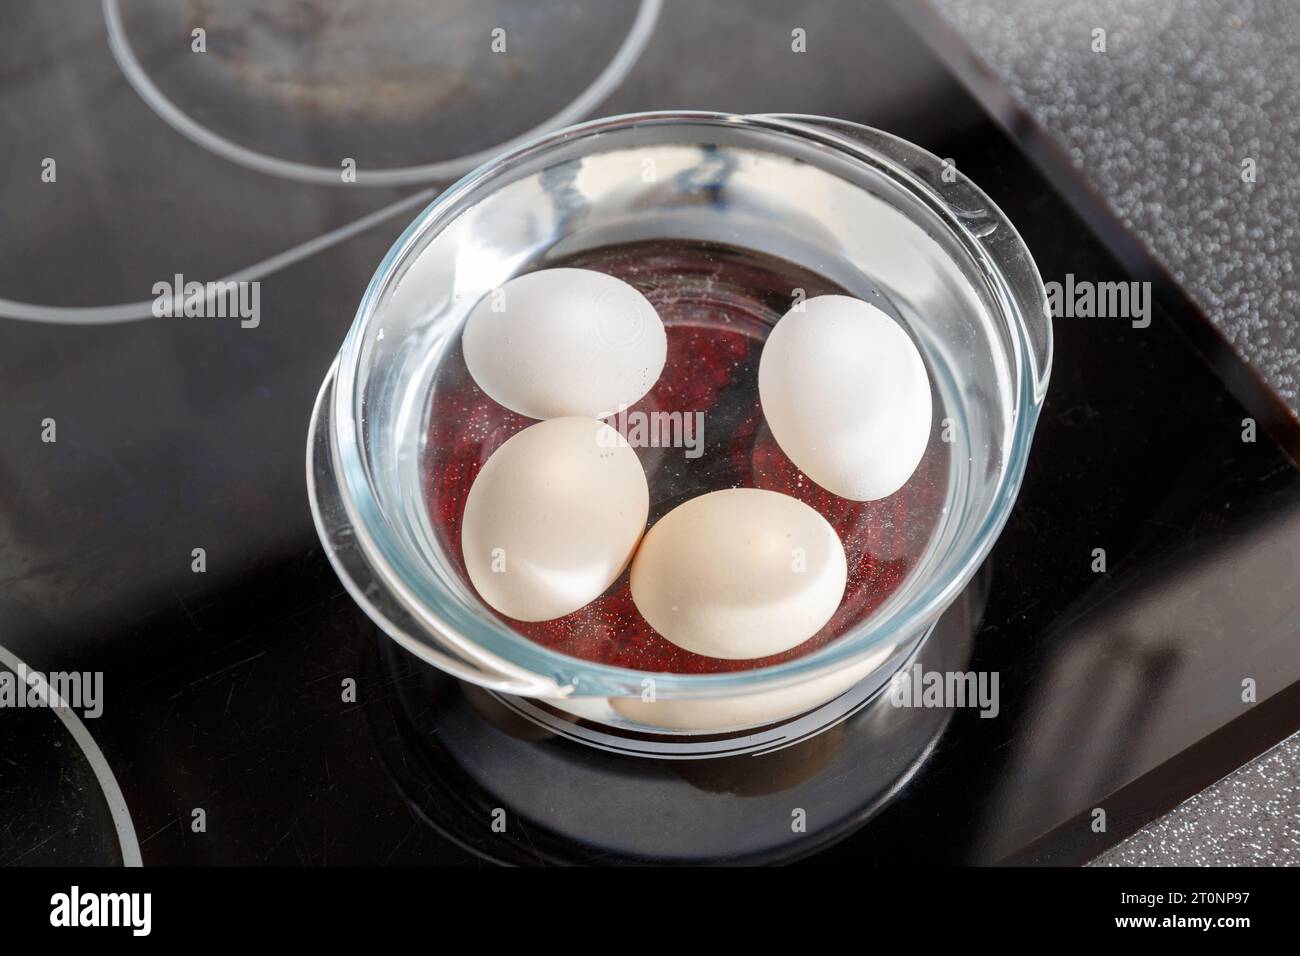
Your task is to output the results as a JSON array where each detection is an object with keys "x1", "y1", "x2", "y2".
[
  {"x1": 138, "y1": 815, "x2": 179, "y2": 846},
  {"x1": 383, "y1": 821, "x2": 419, "y2": 865},
  {"x1": 169, "y1": 650, "x2": 269, "y2": 696}
]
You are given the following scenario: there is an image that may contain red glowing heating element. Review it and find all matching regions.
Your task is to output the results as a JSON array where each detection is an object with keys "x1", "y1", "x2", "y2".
[{"x1": 424, "y1": 242, "x2": 948, "y2": 674}]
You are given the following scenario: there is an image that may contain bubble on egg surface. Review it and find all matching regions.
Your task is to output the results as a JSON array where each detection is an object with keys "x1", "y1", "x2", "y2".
[
  {"x1": 629, "y1": 488, "x2": 847, "y2": 660},
  {"x1": 462, "y1": 268, "x2": 667, "y2": 420},
  {"x1": 461, "y1": 417, "x2": 649, "y2": 622},
  {"x1": 758, "y1": 295, "x2": 932, "y2": 501}
]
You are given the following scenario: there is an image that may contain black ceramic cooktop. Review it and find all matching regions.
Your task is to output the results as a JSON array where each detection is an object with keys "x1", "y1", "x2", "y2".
[{"x1": 2, "y1": 0, "x2": 1298, "y2": 865}]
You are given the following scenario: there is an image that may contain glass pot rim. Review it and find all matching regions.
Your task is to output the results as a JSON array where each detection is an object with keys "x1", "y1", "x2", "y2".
[{"x1": 320, "y1": 110, "x2": 1052, "y2": 699}]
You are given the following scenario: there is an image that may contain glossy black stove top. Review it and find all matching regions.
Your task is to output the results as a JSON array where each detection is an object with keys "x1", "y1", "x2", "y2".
[{"x1": 2, "y1": 0, "x2": 1298, "y2": 866}]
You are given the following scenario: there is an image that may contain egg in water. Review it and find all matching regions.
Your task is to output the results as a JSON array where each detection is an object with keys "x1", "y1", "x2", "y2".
[
  {"x1": 629, "y1": 488, "x2": 847, "y2": 659},
  {"x1": 462, "y1": 417, "x2": 649, "y2": 622},
  {"x1": 462, "y1": 268, "x2": 667, "y2": 420},
  {"x1": 758, "y1": 295, "x2": 932, "y2": 501}
]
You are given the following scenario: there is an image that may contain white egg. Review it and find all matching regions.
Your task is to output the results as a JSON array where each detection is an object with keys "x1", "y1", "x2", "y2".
[
  {"x1": 758, "y1": 295, "x2": 932, "y2": 501},
  {"x1": 629, "y1": 489, "x2": 847, "y2": 659},
  {"x1": 462, "y1": 268, "x2": 666, "y2": 420},
  {"x1": 461, "y1": 417, "x2": 649, "y2": 622}
]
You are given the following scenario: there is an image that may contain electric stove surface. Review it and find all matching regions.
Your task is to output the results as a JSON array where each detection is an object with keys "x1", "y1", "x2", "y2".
[{"x1": 2, "y1": 0, "x2": 1298, "y2": 866}]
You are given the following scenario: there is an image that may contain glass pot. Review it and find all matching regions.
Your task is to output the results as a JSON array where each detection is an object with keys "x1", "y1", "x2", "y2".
[{"x1": 307, "y1": 111, "x2": 1051, "y2": 743}]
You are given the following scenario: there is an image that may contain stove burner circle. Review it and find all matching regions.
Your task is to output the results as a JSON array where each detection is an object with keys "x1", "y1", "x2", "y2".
[
  {"x1": 101, "y1": 0, "x2": 662, "y2": 186},
  {"x1": 0, "y1": 645, "x2": 140, "y2": 866}
]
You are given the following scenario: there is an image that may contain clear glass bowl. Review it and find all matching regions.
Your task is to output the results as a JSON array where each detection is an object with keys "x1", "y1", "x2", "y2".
[{"x1": 307, "y1": 111, "x2": 1051, "y2": 737}]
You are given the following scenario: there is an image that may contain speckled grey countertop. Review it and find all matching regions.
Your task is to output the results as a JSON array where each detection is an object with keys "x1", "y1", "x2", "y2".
[
  {"x1": 930, "y1": 0, "x2": 1300, "y2": 866},
  {"x1": 1093, "y1": 731, "x2": 1300, "y2": 866}
]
